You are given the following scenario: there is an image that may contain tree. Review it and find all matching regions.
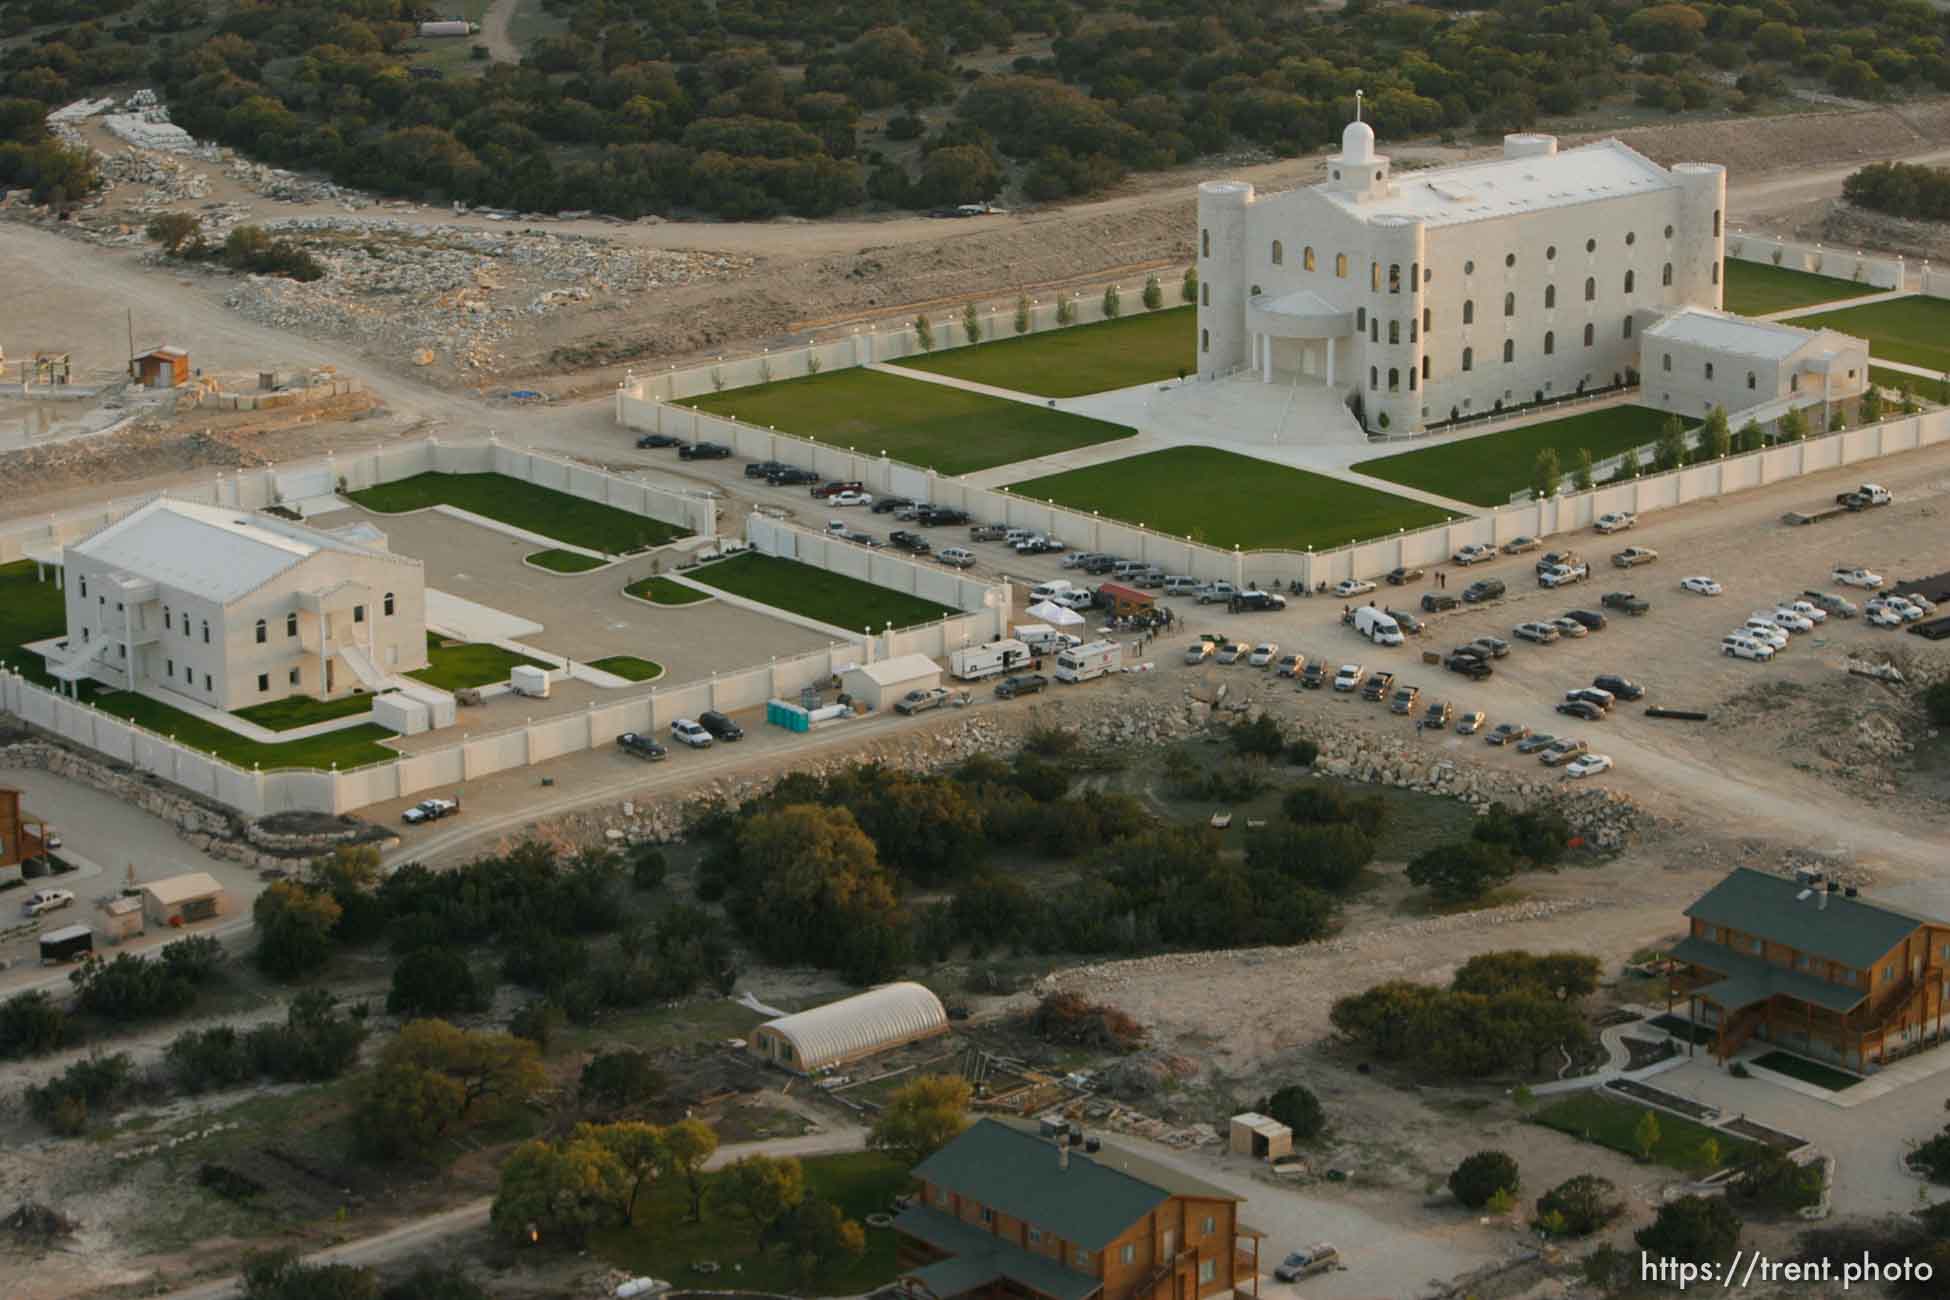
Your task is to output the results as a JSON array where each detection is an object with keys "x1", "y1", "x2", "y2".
[
  {"x1": 1634, "y1": 1109, "x2": 1662, "y2": 1161},
  {"x1": 962, "y1": 301, "x2": 982, "y2": 344},
  {"x1": 1778, "y1": 407, "x2": 1807, "y2": 441},
  {"x1": 1450, "y1": 951, "x2": 1599, "y2": 1001},
  {"x1": 379, "y1": 1268, "x2": 488, "y2": 1300},
  {"x1": 1181, "y1": 267, "x2": 1198, "y2": 304},
  {"x1": 491, "y1": 1135, "x2": 628, "y2": 1245},
  {"x1": 713, "y1": 1153, "x2": 806, "y2": 1232},
  {"x1": 1469, "y1": 805, "x2": 1572, "y2": 870},
  {"x1": 1258, "y1": 1083, "x2": 1325, "y2": 1140},
  {"x1": 630, "y1": 847, "x2": 667, "y2": 891},
  {"x1": 1449, "y1": 1151, "x2": 1520, "y2": 1209},
  {"x1": 355, "y1": 1061, "x2": 468, "y2": 1162},
  {"x1": 1620, "y1": 443, "x2": 1643, "y2": 477},
  {"x1": 1571, "y1": 448, "x2": 1594, "y2": 492},
  {"x1": 1246, "y1": 824, "x2": 1373, "y2": 893},
  {"x1": 381, "y1": 1020, "x2": 546, "y2": 1121},
  {"x1": 1531, "y1": 448, "x2": 1561, "y2": 500},
  {"x1": 870, "y1": 1073, "x2": 971, "y2": 1166},
  {"x1": 766, "y1": 1196, "x2": 866, "y2": 1284},
  {"x1": 1926, "y1": 681, "x2": 1950, "y2": 727},
  {"x1": 914, "y1": 315, "x2": 934, "y2": 351},
  {"x1": 1406, "y1": 841, "x2": 1515, "y2": 903},
  {"x1": 1862, "y1": 384, "x2": 1885, "y2": 425},
  {"x1": 253, "y1": 881, "x2": 341, "y2": 980},
  {"x1": 1056, "y1": 296, "x2": 1077, "y2": 326},
  {"x1": 1702, "y1": 405, "x2": 1732, "y2": 460},
  {"x1": 665, "y1": 1118, "x2": 720, "y2": 1221},
  {"x1": 579, "y1": 1048, "x2": 666, "y2": 1114},
  {"x1": 730, "y1": 804, "x2": 905, "y2": 982},
  {"x1": 1229, "y1": 712, "x2": 1284, "y2": 757},
  {"x1": 387, "y1": 947, "x2": 483, "y2": 1017},
  {"x1": 1014, "y1": 294, "x2": 1030, "y2": 335},
  {"x1": 146, "y1": 212, "x2": 203, "y2": 256},
  {"x1": 240, "y1": 1250, "x2": 380, "y2": 1300},
  {"x1": 1734, "y1": 418, "x2": 1763, "y2": 453},
  {"x1": 1103, "y1": 284, "x2": 1122, "y2": 318},
  {"x1": 1654, "y1": 416, "x2": 1687, "y2": 471},
  {"x1": 1535, "y1": 1174, "x2": 1624, "y2": 1236},
  {"x1": 1635, "y1": 1195, "x2": 1742, "y2": 1264},
  {"x1": 1142, "y1": 273, "x2": 1163, "y2": 310},
  {"x1": 0, "y1": 989, "x2": 69, "y2": 1058},
  {"x1": 581, "y1": 1121, "x2": 669, "y2": 1222}
]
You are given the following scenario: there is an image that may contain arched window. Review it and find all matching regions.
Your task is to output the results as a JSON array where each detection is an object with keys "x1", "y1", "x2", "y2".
[
  {"x1": 1271, "y1": 240, "x2": 1284, "y2": 265},
  {"x1": 1251, "y1": 284, "x2": 1261, "y2": 296},
  {"x1": 1626, "y1": 232, "x2": 1636, "y2": 246},
  {"x1": 1584, "y1": 277, "x2": 1596, "y2": 302},
  {"x1": 1409, "y1": 369, "x2": 1417, "y2": 391},
  {"x1": 1503, "y1": 339, "x2": 1515, "y2": 363},
  {"x1": 1422, "y1": 355, "x2": 1430, "y2": 380},
  {"x1": 1583, "y1": 323, "x2": 1594, "y2": 347},
  {"x1": 1422, "y1": 307, "x2": 1431, "y2": 332},
  {"x1": 1304, "y1": 246, "x2": 1316, "y2": 271},
  {"x1": 1336, "y1": 253, "x2": 1348, "y2": 278},
  {"x1": 1464, "y1": 259, "x2": 1476, "y2": 275},
  {"x1": 1586, "y1": 238, "x2": 1597, "y2": 253},
  {"x1": 1746, "y1": 371, "x2": 1756, "y2": 390},
  {"x1": 1704, "y1": 362, "x2": 1714, "y2": 380},
  {"x1": 1409, "y1": 319, "x2": 1417, "y2": 343},
  {"x1": 1713, "y1": 209, "x2": 1721, "y2": 237},
  {"x1": 384, "y1": 592, "x2": 395, "y2": 616},
  {"x1": 1546, "y1": 245, "x2": 1557, "y2": 261},
  {"x1": 1662, "y1": 262, "x2": 1673, "y2": 287},
  {"x1": 1371, "y1": 319, "x2": 1379, "y2": 342},
  {"x1": 1356, "y1": 307, "x2": 1366, "y2": 331},
  {"x1": 1545, "y1": 285, "x2": 1556, "y2": 310},
  {"x1": 1462, "y1": 347, "x2": 1474, "y2": 371},
  {"x1": 287, "y1": 612, "x2": 298, "y2": 638},
  {"x1": 201, "y1": 620, "x2": 210, "y2": 644},
  {"x1": 1463, "y1": 299, "x2": 1474, "y2": 325},
  {"x1": 1623, "y1": 316, "x2": 1634, "y2": 339},
  {"x1": 1201, "y1": 328, "x2": 1210, "y2": 353},
  {"x1": 1790, "y1": 374, "x2": 1800, "y2": 392},
  {"x1": 255, "y1": 619, "x2": 267, "y2": 644},
  {"x1": 1371, "y1": 262, "x2": 1381, "y2": 292},
  {"x1": 1505, "y1": 253, "x2": 1516, "y2": 268},
  {"x1": 1389, "y1": 320, "x2": 1400, "y2": 345},
  {"x1": 1201, "y1": 283, "x2": 1210, "y2": 306},
  {"x1": 1388, "y1": 263, "x2": 1401, "y2": 294},
  {"x1": 1544, "y1": 331, "x2": 1555, "y2": 355},
  {"x1": 1388, "y1": 367, "x2": 1400, "y2": 392},
  {"x1": 1503, "y1": 292, "x2": 1516, "y2": 317},
  {"x1": 1665, "y1": 224, "x2": 1674, "y2": 239},
  {"x1": 1201, "y1": 229, "x2": 1210, "y2": 257},
  {"x1": 1662, "y1": 353, "x2": 1672, "y2": 372},
  {"x1": 1370, "y1": 366, "x2": 1379, "y2": 390},
  {"x1": 1409, "y1": 261, "x2": 1418, "y2": 290},
  {"x1": 1712, "y1": 263, "x2": 1721, "y2": 285},
  {"x1": 1623, "y1": 270, "x2": 1635, "y2": 294}
]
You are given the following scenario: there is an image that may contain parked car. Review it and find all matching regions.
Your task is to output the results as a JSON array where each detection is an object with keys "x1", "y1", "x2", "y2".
[
  {"x1": 635, "y1": 433, "x2": 682, "y2": 449},
  {"x1": 402, "y1": 798, "x2": 459, "y2": 824},
  {"x1": 1333, "y1": 663, "x2": 1366, "y2": 691},
  {"x1": 1738, "y1": 620, "x2": 1791, "y2": 649},
  {"x1": 1680, "y1": 576, "x2": 1724, "y2": 596},
  {"x1": 1486, "y1": 722, "x2": 1532, "y2": 746},
  {"x1": 994, "y1": 673, "x2": 1049, "y2": 699},
  {"x1": 1276, "y1": 653, "x2": 1306, "y2": 678},
  {"x1": 1361, "y1": 670, "x2": 1396, "y2": 701},
  {"x1": 1231, "y1": 590, "x2": 1288, "y2": 613},
  {"x1": 699, "y1": 711, "x2": 744, "y2": 741},
  {"x1": 937, "y1": 547, "x2": 976, "y2": 568},
  {"x1": 1198, "y1": 582, "x2": 1240, "y2": 605},
  {"x1": 1462, "y1": 578, "x2": 1506, "y2": 603},
  {"x1": 1423, "y1": 699, "x2": 1453, "y2": 728},
  {"x1": 870, "y1": 495, "x2": 914, "y2": 514},
  {"x1": 677, "y1": 441, "x2": 732, "y2": 460},
  {"x1": 1612, "y1": 546, "x2": 1659, "y2": 568},
  {"x1": 1386, "y1": 566, "x2": 1426, "y2": 585},
  {"x1": 1722, "y1": 635, "x2": 1775, "y2": 661},
  {"x1": 1050, "y1": 589, "x2": 1096, "y2": 611},
  {"x1": 1565, "y1": 753, "x2": 1615, "y2": 778},
  {"x1": 811, "y1": 480, "x2": 865, "y2": 499},
  {"x1": 1832, "y1": 566, "x2": 1883, "y2": 589},
  {"x1": 1248, "y1": 642, "x2": 1280, "y2": 667},
  {"x1": 1515, "y1": 732, "x2": 1558, "y2": 754},
  {"x1": 617, "y1": 731, "x2": 668, "y2": 761},
  {"x1": 1513, "y1": 621, "x2": 1560, "y2": 644},
  {"x1": 1299, "y1": 662, "x2": 1328, "y2": 689},
  {"x1": 1185, "y1": 640, "x2": 1216, "y2": 664},
  {"x1": 1456, "y1": 710, "x2": 1487, "y2": 735},
  {"x1": 895, "y1": 688, "x2": 951, "y2": 715},
  {"x1": 1539, "y1": 563, "x2": 1590, "y2": 588},
  {"x1": 1905, "y1": 593, "x2": 1939, "y2": 615},
  {"x1": 1389, "y1": 684, "x2": 1421, "y2": 714},
  {"x1": 1216, "y1": 642, "x2": 1247, "y2": 664},
  {"x1": 1274, "y1": 1246, "x2": 1341, "y2": 1283},
  {"x1": 1784, "y1": 600, "x2": 1827, "y2": 624},
  {"x1": 1868, "y1": 595, "x2": 1925, "y2": 622},
  {"x1": 1592, "y1": 674, "x2": 1646, "y2": 701},
  {"x1": 1594, "y1": 511, "x2": 1637, "y2": 534},
  {"x1": 829, "y1": 490, "x2": 874, "y2": 507},
  {"x1": 917, "y1": 507, "x2": 970, "y2": 526},
  {"x1": 22, "y1": 888, "x2": 75, "y2": 917},
  {"x1": 1422, "y1": 591, "x2": 1461, "y2": 612},
  {"x1": 889, "y1": 530, "x2": 930, "y2": 552},
  {"x1": 1382, "y1": 607, "x2": 1422, "y2": 634},
  {"x1": 768, "y1": 467, "x2": 820, "y2": 485},
  {"x1": 1602, "y1": 591, "x2": 1649, "y2": 615},
  {"x1": 1556, "y1": 699, "x2": 1606, "y2": 722},
  {"x1": 1540, "y1": 737, "x2": 1590, "y2": 765},
  {"x1": 1085, "y1": 555, "x2": 1121, "y2": 575},
  {"x1": 1535, "y1": 550, "x2": 1581, "y2": 574},
  {"x1": 1445, "y1": 653, "x2": 1492, "y2": 679},
  {"x1": 1468, "y1": 636, "x2": 1510, "y2": 659},
  {"x1": 1755, "y1": 607, "x2": 1814, "y2": 633},
  {"x1": 1062, "y1": 551, "x2": 1102, "y2": 571},
  {"x1": 1563, "y1": 609, "x2": 1608, "y2": 632},
  {"x1": 745, "y1": 459, "x2": 790, "y2": 479},
  {"x1": 1334, "y1": 578, "x2": 1377, "y2": 597},
  {"x1": 970, "y1": 524, "x2": 1010, "y2": 542},
  {"x1": 670, "y1": 718, "x2": 713, "y2": 748},
  {"x1": 1565, "y1": 686, "x2": 1616, "y2": 710},
  {"x1": 1502, "y1": 536, "x2": 1541, "y2": 555},
  {"x1": 1866, "y1": 606, "x2": 1905, "y2": 628},
  {"x1": 1452, "y1": 543, "x2": 1494, "y2": 565},
  {"x1": 1550, "y1": 617, "x2": 1589, "y2": 639}
]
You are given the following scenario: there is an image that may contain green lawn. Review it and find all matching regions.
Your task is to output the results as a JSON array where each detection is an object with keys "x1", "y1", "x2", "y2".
[
  {"x1": 347, "y1": 472, "x2": 689, "y2": 553},
  {"x1": 625, "y1": 576, "x2": 711, "y2": 605},
  {"x1": 589, "y1": 655, "x2": 664, "y2": 682},
  {"x1": 526, "y1": 548, "x2": 606, "y2": 573},
  {"x1": 1722, "y1": 259, "x2": 1877, "y2": 316},
  {"x1": 590, "y1": 1151, "x2": 907, "y2": 1294},
  {"x1": 1354, "y1": 405, "x2": 1690, "y2": 507},
  {"x1": 690, "y1": 553, "x2": 958, "y2": 629},
  {"x1": 1533, "y1": 1093, "x2": 1757, "y2": 1172},
  {"x1": 895, "y1": 306, "x2": 1194, "y2": 397},
  {"x1": 683, "y1": 368, "x2": 1134, "y2": 476},
  {"x1": 1009, "y1": 446, "x2": 1457, "y2": 550},
  {"x1": 410, "y1": 633, "x2": 552, "y2": 691},
  {"x1": 1752, "y1": 1050, "x2": 1862, "y2": 1091},
  {"x1": 1791, "y1": 296, "x2": 1950, "y2": 376},
  {"x1": 0, "y1": 559, "x2": 69, "y2": 679},
  {"x1": 1869, "y1": 365, "x2": 1933, "y2": 398},
  {"x1": 233, "y1": 692, "x2": 378, "y2": 730}
]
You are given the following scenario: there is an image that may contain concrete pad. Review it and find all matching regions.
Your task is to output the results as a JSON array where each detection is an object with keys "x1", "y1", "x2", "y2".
[{"x1": 426, "y1": 589, "x2": 545, "y2": 642}]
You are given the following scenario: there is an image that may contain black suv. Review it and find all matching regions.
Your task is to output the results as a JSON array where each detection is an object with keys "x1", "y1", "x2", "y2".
[
  {"x1": 1601, "y1": 591, "x2": 1649, "y2": 615},
  {"x1": 635, "y1": 433, "x2": 681, "y2": 449},
  {"x1": 678, "y1": 441, "x2": 733, "y2": 460},
  {"x1": 889, "y1": 530, "x2": 931, "y2": 554},
  {"x1": 1462, "y1": 578, "x2": 1506, "y2": 603},
  {"x1": 917, "y1": 507, "x2": 970, "y2": 526},
  {"x1": 1083, "y1": 555, "x2": 1119, "y2": 575},
  {"x1": 1299, "y1": 662, "x2": 1328, "y2": 689},
  {"x1": 699, "y1": 710, "x2": 744, "y2": 741},
  {"x1": 871, "y1": 496, "x2": 913, "y2": 514},
  {"x1": 1444, "y1": 653, "x2": 1493, "y2": 679},
  {"x1": 745, "y1": 459, "x2": 790, "y2": 479},
  {"x1": 1421, "y1": 591, "x2": 1460, "y2": 613},
  {"x1": 1564, "y1": 609, "x2": 1608, "y2": 632},
  {"x1": 1385, "y1": 566, "x2": 1426, "y2": 586},
  {"x1": 1231, "y1": 590, "x2": 1287, "y2": 613},
  {"x1": 767, "y1": 467, "x2": 820, "y2": 486},
  {"x1": 1592, "y1": 674, "x2": 1646, "y2": 701},
  {"x1": 616, "y1": 731, "x2": 667, "y2": 761}
]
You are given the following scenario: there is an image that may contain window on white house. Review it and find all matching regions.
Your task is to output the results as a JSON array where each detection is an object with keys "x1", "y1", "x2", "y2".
[
  {"x1": 290, "y1": 668, "x2": 301, "y2": 686},
  {"x1": 1583, "y1": 324, "x2": 1594, "y2": 347},
  {"x1": 353, "y1": 605, "x2": 365, "y2": 624},
  {"x1": 1705, "y1": 362, "x2": 1714, "y2": 380},
  {"x1": 166, "y1": 658, "x2": 173, "y2": 676},
  {"x1": 203, "y1": 673, "x2": 212, "y2": 691},
  {"x1": 1201, "y1": 229, "x2": 1209, "y2": 257},
  {"x1": 1463, "y1": 300, "x2": 1474, "y2": 324},
  {"x1": 287, "y1": 612, "x2": 299, "y2": 637},
  {"x1": 1544, "y1": 331, "x2": 1555, "y2": 355},
  {"x1": 1462, "y1": 347, "x2": 1473, "y2": 371},
  {"x1": 1624, "y1": 270, "x2": 1636, "y2": 293},
  {"x1": 1624, "y1": 316, "x2": 1634, "y2": 339},
  {"x1": 1662, "y1": 262, "x2": 1673, "y2": 287},
  {"x1": 1544, "y1": 285, "x2": 1556, "y2": 309},
  {"x1": 1502, "y1": 339, "x2": 1514, "y2": 363},
  {"x1": 256, "y1": 620, "x2": 267, "y2": 644},
  {"x1": 1503, "y1": 292, "x2": 1515, "y2": 317},
  {"x1": 201, "y1": 620, "x2": 210, "y2": 644},
  {"x1": 384, "y1": 592, "x2": 395, "y2": 616},
  {"x1": 1662, "y1": 353, "x2": 1672, "y2": 372},
  {"x1": 1304, "y1": 246, "x2": 1316, "y2": 271},
  {"x1": 1335, "y1": 253, "x2": 1347, "y2": 277},
  {"x1": 258, "y1": 673, "x2": 269, "y2": 692},
  {"x1": 1271, "y1": 240, "x2": 1283, "y2": 265}
]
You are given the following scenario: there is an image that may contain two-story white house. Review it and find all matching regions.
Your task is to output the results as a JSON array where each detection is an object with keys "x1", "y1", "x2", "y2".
[{"x1": 51, "y1": 499, "x2": 428, "y2": 712}]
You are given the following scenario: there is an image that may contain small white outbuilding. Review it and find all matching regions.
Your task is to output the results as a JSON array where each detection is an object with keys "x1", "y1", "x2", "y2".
[
  {"x1": 750, "y1": 982, "x2": 950, "y2": 1073},
  {"x1": 839, "y1": 654, "x2": 941, "y2": 713}
]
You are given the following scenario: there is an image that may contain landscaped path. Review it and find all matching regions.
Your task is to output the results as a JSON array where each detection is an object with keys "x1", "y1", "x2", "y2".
[{"x1": 1764, "y1": 286, "x2": 1916, "y2": 322}]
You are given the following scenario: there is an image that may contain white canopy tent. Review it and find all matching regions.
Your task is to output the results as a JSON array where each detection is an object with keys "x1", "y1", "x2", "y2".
[{"x1": 1025, "y1": 600, "x2": 1085, "y2": 626}]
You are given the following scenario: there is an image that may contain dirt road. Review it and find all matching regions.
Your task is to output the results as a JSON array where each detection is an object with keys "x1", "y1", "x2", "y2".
[{"x1": 475, "y1": 0, "x2": 521, "y2": 63}]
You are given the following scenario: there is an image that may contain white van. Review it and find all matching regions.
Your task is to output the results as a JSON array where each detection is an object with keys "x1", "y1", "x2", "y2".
[
  {"x1": 1353, "y1": 607, "x2": 1403, "y2": 646},
  {"x1": 1004, "y1": 527, "x2": 1035, "y2": 545},
  {"x1": 1029, "y1": 579, "x2": 1074, "y2": 603},
  {"x1": 1054, "y1": 640, "x2": 1123, "y2": 683},
  {"x1": 1015, "y1": 623, "x2": 1081, "y2": 656}
]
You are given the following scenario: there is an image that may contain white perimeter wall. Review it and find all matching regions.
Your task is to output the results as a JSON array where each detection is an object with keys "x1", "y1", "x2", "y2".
[{"x1": 1725, "y1": 233, "x2": 1905, "y2": 291}]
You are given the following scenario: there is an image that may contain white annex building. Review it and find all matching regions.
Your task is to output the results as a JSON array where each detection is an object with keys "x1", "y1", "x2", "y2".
[
  {"x1": 1195, "y1": 105, "x2": 1866, "y2": 435},
  {"x1": 49, "y1": 499, "x2": 429, "y2": 712}
]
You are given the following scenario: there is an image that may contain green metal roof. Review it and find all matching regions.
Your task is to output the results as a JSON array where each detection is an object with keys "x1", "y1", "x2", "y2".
[
  {"x1": 1671, "y1": 935, "x2": 1867, "y2": 1014},
  {"x1": 1684, "y1": 869, "x2": 1931, "y2": 970},
  {"x1": 896, "y1": 1206, "x2": 1105, "y2": 1300},
  {"x1": 912, "y1": 1119, "x2": 1238, "y2": 1251}
]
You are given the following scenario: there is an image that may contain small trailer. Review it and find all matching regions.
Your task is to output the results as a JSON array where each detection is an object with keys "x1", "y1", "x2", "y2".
[
  {"x1": 950, "y1": 638, "x2": 1030, "y2": 681},
  {"x1": 1053, "y1": 639, "x2": 1123, "y2": 683},
  {"x1": 39, "y1": 924, "x2": 93, "y2": 964}
]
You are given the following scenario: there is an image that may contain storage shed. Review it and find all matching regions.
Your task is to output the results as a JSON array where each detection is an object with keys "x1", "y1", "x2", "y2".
[
  {"x1": 131, "y1": 346, "x2": 190, "y2": 389},
  {"x1": 839, "y1": 654, "x2": 942, "y2": 714},
  {"x1": 750, "y1": 982, "x2": 949, "y2": 1073},
  {"x1": 141, "y1": 871, "x2": 229, "y2": 927},
  {"x1": 100, "y1": 895, "x2": 145, "y2": 942},
  {"x1": 1229, "y1": 1112, "x2": 1293, "y2": 1161}
]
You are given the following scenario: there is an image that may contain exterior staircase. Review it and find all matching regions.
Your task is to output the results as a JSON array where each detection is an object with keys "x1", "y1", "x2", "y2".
[{"x1": 335, "y1": 643, "x2": 390, "y2": 692}]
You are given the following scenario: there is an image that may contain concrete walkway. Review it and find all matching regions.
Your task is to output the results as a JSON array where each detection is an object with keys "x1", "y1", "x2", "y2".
[
  {"x1": 1863, "y1": 356, "x2": 1941, "y2": 382},
  {"x1": 1765, "y1": 287, "x2": 1915, "y2": 322},
  {"x1": 872, "y1": 361, "x2": 1065, "y2": 410},
  {"x1": 1325, "y1": 468, "x2": 1479, "y2": 514}
]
